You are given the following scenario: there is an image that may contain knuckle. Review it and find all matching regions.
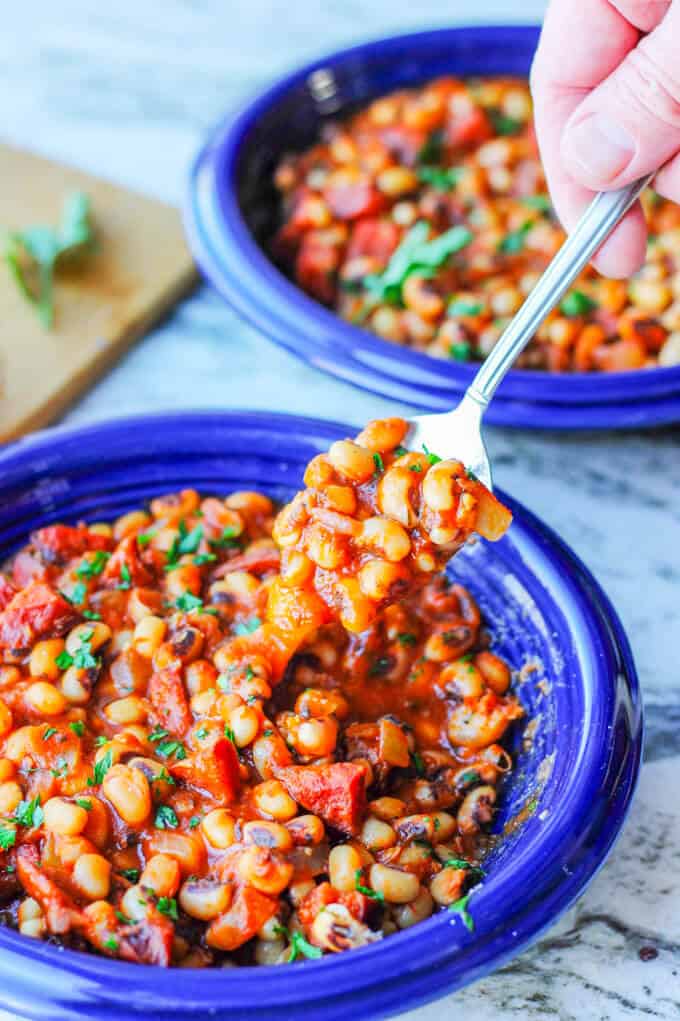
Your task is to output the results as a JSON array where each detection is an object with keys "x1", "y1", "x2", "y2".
[{"x1": 617, "y1": 43, "x2": 680, "y2": 129}]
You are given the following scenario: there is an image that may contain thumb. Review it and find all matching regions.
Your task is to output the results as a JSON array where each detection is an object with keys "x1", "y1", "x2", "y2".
[{"x1": 561, "y1": 5, "x2": 680, "y2": 190}]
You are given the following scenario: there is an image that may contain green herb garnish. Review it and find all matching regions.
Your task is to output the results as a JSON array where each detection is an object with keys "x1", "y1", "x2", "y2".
[
  {"x1": 42, "y1": 727, "x2": 57, "y2": 741},
  {"x1": 174, "y1": 592, "x2": 204, "y2": 613},
  {"x1": 4, "y1": 191, "x2": 94, "y2": 328},
  {"x1": 102, "y1": 936, "x2": 119, "y2": 953},
  {"x1": 88, "y1": 749, "x2": 113, "y2": 787},
  {"x1": 449, "y1": 297, "x2": 483, "y2": 317},
  {"x1": 209, "y1": 526, "x2": 241, "y2": 550},
  {"x1": 498, "y1": 221, "x2": 532, "y2": 254},
  {"x1": 274, "y1": 924, "x2": 323, "y2": 962},
  {"x1": 75, "y1": 798, "x2": 92, "y2": 811},
  {"x1": 355, "y1": 869, "x2": 385, "y2": 902},
  {"x1": 155, "y1": 740, "x2": 186, "y2": 762},
  {"x1": 417, "y1": 166, "x2": 464, "y2": 192},
  {"x1": 372, "y1": 452, "x2": 384, "y2": 476},
  {"x1": 154, "y1": 805, "x2": 179, "y2": 830},
  {"x1": 76, "y1": 551, "x2": 110, "y2": 579},
  {"x1": 448, "y1": 892, "x2": 475, "y2": 931},
  {"x1": 488, "y1": 109, "x2": 522, "y2": 136},
  {"x1": 449, "y1": 341, "x2": 472, "y2": 362},
  {"x1": 422, "y1": 444, "x2": 442, "y2": 465},
  {"x1": 119, "y1": 868, "x2": 140, "y2": 883},
  {"x1": 116, "y1": 563, "x2": 132, "y2": 590},
  {"x1": 156, "y1": 896, "x2": 179, "y2": 920},
  {"x1": 0, "y1": 825, "x2": 17, "y2": 850},
  {"x1": 82, "y1": 610, "x2": 102, "y2": 621},
  {"x1": 14, "y1": 796, "x2": 43, "y2": 829},
  {"x1": 234, "y1": 617, "x2": 262, "y2": 636},
  {"x1": 411, "y1": 751, "x2": 426, "y2": 777},
  {"x1": 522, "y1": 194, "x2": 552, "y2": 213},
  {"x1": 364, "y1": 221, "x2": 473, "y2": 305},
  {"x1": 396, "y1": 632, "x2": 417, "y2": 647},
  {"x1": 560, "y1": 290, "x2": 597, "y2": 317}
]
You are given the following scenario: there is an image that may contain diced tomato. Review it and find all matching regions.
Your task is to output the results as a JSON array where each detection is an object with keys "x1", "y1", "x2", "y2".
[
  {"x1": 298, "y1": 881, "x2": 372, "y2": 937},
  {"x1": 81, "y1": 898, "x2": 173, "y2": 965},
  {"x1": 171, "y1": 736, "x2": 240, "y2": 803},
  {"x1": 206, "y1": 886, "x2": 278, "y2": 951},
  {"x1": 346, "y1": 219, "x2": 400, "y2": 264},
  {"x1": 101, "y1": 535, "x2": 153, "y2": 589},
  {"x1": 323, "y1": 172, "x2": 386, "y2": 221},
  {"x1": 276, "y1": 762, "x2": 367, "y2": 836},
  {"x1": 0, "y1": 581, "x2": 76, "y2": 652},
  {"x1": 11, "y1": 551, "x2": 47, "y2": 587},
  {"x1": 16, "y1": 844, "x2": 82, "y2": 934},
  {"x1": 295, "y1": 233, "x2": 341, "y2": 304},
  {"x1": 0, "y1": 575, "x2": 16, "y2": 612},
  {"x1": 446, "y1": 106, "x2": 492, "y2": 148},
  {"x1": 31, "y1": 525, "x2": 113, "y2": 565},
  {"x1": 148, "y1": 666, "x2": 192, "y2": 736},
  {"x1": 212, "y1": 547, "x2": 281, "y2": 580}
]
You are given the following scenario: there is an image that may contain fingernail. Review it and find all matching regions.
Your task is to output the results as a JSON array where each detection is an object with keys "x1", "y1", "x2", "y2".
[{"x1": 564, "y1": 114, "x2": 636, "y2": 182}]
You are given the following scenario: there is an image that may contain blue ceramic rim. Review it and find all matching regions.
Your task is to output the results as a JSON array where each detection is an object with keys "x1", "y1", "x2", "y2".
[
  {"x1": 183, "y1": 25, "x2": 680, "y2": 423},
  {"x1": 0, "y1": 410, "x2": 642, "y2": 1020}
]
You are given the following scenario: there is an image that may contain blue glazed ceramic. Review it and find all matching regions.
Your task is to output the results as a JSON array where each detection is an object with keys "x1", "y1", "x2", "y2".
[
  {"x1": 0, "y1": 411, "x2": 641, "y2": 1020},
  {"x1": 184, "y1": 25, "x2": 680, "y2": 430}
]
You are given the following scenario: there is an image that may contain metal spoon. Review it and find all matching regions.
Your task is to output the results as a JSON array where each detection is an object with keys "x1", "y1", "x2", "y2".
[{"x1": 404, "y1": 176, "x2": 654, "y2": 489}]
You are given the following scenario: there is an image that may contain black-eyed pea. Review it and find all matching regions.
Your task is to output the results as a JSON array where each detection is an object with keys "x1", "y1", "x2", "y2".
[
  {"x1": 439, "y1": 660, "x2": 485, "y2": 699},
  {"x1": 280, "y1": 549, "x2": 315, "y2": 587},
  {"x1": 253, "y1": 779, "x2": 298, "y2": 822},
  {"x1": 140, "y1": 853, "x2": 181, "y2": 898},
  {"x1": 218, "y1": 571, "x2": 261, "y2": 600},
  {"x1": 254, "y1": 937, "x2": 287, "y2": 965},
  {"x1": 237, "y1": 846, "x2": 294, "y2": 896},
  {"x1": 102, "y1": 764, "x2": 151, "y2": 826},
  {"x1": 327, "y1": 440, "x2": 375, "y2": 482},
  {"x1": 132, "y1": 616, "x2": 166, "y2": 659},
  {"x1": 18, "y1": 897, "x2": 46, "y2": 939},
  {"x1": 393, "y1": 886, "x2": 434, "y2": 928},
  {"x1": 185, "y1": 659, "x2": 217, "y2": 696},
  {"x1": 355, "y1": 417, "x2": 408, "y2": 454},
  {"x1": 321, "y1": 485, "x2": 357, "y2": 515},
  {"x1": 88, "y1": 522, "x2": 113, "y2": 538},
  {"x1": 376, "y1": 166, "x2": 419, "y2": 197},
  {"x1": 429, "y1": 866, "x2": 466, "y2": 906},
  {"x1": 242, "y1": 820, "x2": 293, "y2": 852},
  {"x1": 66, "y1": 622, "x2": 111, "y2": 656},
  {"x1": 0, "y1": 698, "x2": 11, "y2": 740},
  {"x1": 369, "y1": 797, "x2": 406, "y2": 821},
  {"x1": 328, "y1": 844, "x2": 363, "y2": 893},
  {"x1": 258, "y1": 913, "x2": 284, "y2": 941},
  {"x1": 127, "y1": 588, "x2": 164, "y2": 624},
  {"x1": 360, "y1": 816, "x2": 397, "y2": 851},
  {"x1": 393, "y1": 814, "x2": 435, "y2": 844},
  {"x1": 105, "y1": 695, "x2": 147, "y2": 726},
  {"x1": 150, "y1": 489, "x2": 200, "y2": 522},
  {"x1": 29, "y1": 639, "x2": 66, "y2": 681},
  {"x1": 25, "y1": 681, "x2": 67, "y2": 716},
  {"x1": 357, "y1": 560, "x2": 405, "y2": 601},
  {"x1": 121, "y1": 884, "x2": 150, "y2": 922},
  {"x1": 303, "y1": 454, "x2": 335, "y2": 488},
  {"x1": 304, "y1": 522, "x2": 346, "y2": 570},
  {"x1": 43, "y1": 797, "x2": 89, "y2": 836},
  {"x1": 201, "y1": 809, "x2": 236, "y2": 850},
  {"x1": 179, "y1": 878, "x2": 232, "y2": 921},
  {"x1": 0, "y1": 781, "x2": 22, "y2": 816},
  {"x1": 431, "y1": 812, "x2": 456, "y2": 841},
  {"x1": 252, "y1": 732, "x2": 293, "y2": 779},
  {"x1": 286, "y1": 814, "x2": 325, "y2": 846},
  {"x1": 225, "y1": 491, "x2": 273, "y2": 516},
  {"x1": 145, "y1": 832, "x2": 206, "y2": 876},
  {"x1": 397, "y1": 842, "x2": 435, "y2": 870},
  {"x1": 475, "y1": 651, "x2": 511, "y2": 694},
  {"x1": 334, "y1": 578, "x2": 376, "y2": 635},
  {"x1": 191, "y1": 689, "x2": 219, "y2": 717},
  {"x1": 292, "y1": 716, "x2": 338, "y2": 757},
  {"x1": 164, "y1": 564, "x2": 202, "y2": 600},
  {"x1": 403, "y1": 274, "x2": 444, "y2": 321},
  {"x1": 288, "y1": 878, "x2": 316, "y2": 906},
  {"x1": 294, "y1": 688, "x2": 348, "y2": 720},
  {"x1": 113, "y1": 509, "x2": 152, "y2": 541},
  {"x1": 369, "y1": 864, "x2": 419, "y2": 904},
  {"x1": 226, "y1": 705, "x2": 260, "y2": 749},
  {"x1": 359, "y1": 517, "x2": 411, "y2": 562},
  {"x1": 457, "y1": 785, "x2": 497, "y2": 835},
  {"x1": 73, "y1": 852, "x2": 111, "y2": 900},
  {"x1": 377, "y1": 468, "x2": 417, "y2": 527},
  {"x1": 421, "y1": 460, "x2": 464, "y2": 512},
  {"x1": 448, "y1": 702, "x2": 520, "y2": 749}
]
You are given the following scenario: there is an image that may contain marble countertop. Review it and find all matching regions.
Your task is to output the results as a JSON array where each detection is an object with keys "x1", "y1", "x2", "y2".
[{"x1": 1, "y1": 2, "x2": 679, "y2": 1018}]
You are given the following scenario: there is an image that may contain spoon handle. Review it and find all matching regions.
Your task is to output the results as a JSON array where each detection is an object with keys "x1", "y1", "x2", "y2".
[{"x1": 464, "y1": 175, "x2": 654, "y2": 412}]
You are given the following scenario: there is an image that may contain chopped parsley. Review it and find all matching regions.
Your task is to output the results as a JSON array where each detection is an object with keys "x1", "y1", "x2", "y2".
[
  {"x1": 156, "y1": 896, "x2": 179, "y2": 920},
  {"x1": 193, "y1": 553, "x2": 217, "y2": 566},
  {"x1": 422, "y1": 444, "x2": 442, "y2": 465},
  {"x1": 417, "y1": 166, "x2": 465, "y2": 192},
  {"x1": 369, "y1": 657, "x2": 391, "y2": 677},
  {"x1": 149, "y1": 726, "x2": 170, "y2": 743},
  {"x1": 394, "y1": 446, "x2": 408, "y2": 458},
  {"x1": 153, "y1": 767, "x2": 175, "y2": 786},
  {"x1": 372, "y1": 452, "x2": 384, "y2": 476},
  {"x1": 68, "y1": 581, "x2": 87, "y2": 606},
  {"x1": 449, "y1": 341, "x2": 472, "y2": 362},
  {"x1": 115, "y1": 910, "x2": 132, "y2": 925},
  {"x1": 0, "y1": 825, "x2": 16, "y2": 850},
  {"x1": 75, "y1": 551, "x2": 110, "y2": 579},
  {"x1": 42, "y1": 726, "x2": 57, "y2": 741},
  {"x1": 560, "y1": 290, "x2": 597, "y2": 317},
  {"x1": 411, "y1": 751, "x2": 426, "y2": 777},
  {"x1": 155, "y1": 740, "x2": 186, "y2": 762},
  {"x1": 50, "y1": 757, "x2": 69, "y2": 779},
  {"x1": 417, "y1": 129, "x2": 444, "y2": 165},
  {"x1": 223, "y1": 725, "x2": 236, "y2": 744},
  {"x1": 88, "y1": 748, "x2": 113, "y2": 787},
  {"x1": 195, "y1": 727, "x2": 208, "y2": 741},
  {"x1": 67, "y1": 721, "x2": 84, "y2": 737},
  {"x1": 116, "y1": 563, "x2": 132, "y2": 590},
  {"x1": 449, "y1": 297, "x2": 483, "y2": 317},
  {"x1": 102, "y1": 937, "x2": 119, "y2": 953},
  {"x1": 458, "y1": 769, "x2": 481, "y2": 787},
  {"x1": 154, "y1": 804, "x2": 179, "y2": 830},
  {"x1": 14, "y1": 796, "x2": 43, "y2": 829},
  {"x1": 174, "y1": 592, "x2": 204, "y2": 613},
  {"x1": 55, "y1": 649, "x2": 73, "y2": 670},
  {"x1": 522, "y1": 194, "x2": 552, "y2": 213},
  {"x1": 119, "y1": 868, "x2": 140, "y2": 883},
  {"x1": 397, "y1": 632, "x2": 417, "y2": 647},
  {"x1": 188, "y1": 815, "x2": 201, "y2": 829},
  {"x1": 210, "y1": 526, "x2": 241, "y2": 550},
  {"x1": 488, "y1": 109, "x2": 522, "y2": 136},
  {"x1": 364, "y1": 221, "x2": 473, "y2": 305},
  {"x1": 498, "y1": 221, "x2": 532, "y2": 254},
  {"x1": 94, "y1": 735, "x2": 110, "y2": 748},
  {"x1": 234, "y1": 616, "x2": 262, "y2": 636},
  {"x1": 75, "y1": 798, "x2": 92, "y2": 811},
  {"x1": 355, "y1": 869, "x2": 385, "y2": 903},
  {"x1": 58, "y1": 629, "x2": 101, "y2": 673},
  {"x1": 82, "y1": 610, "x2": 102, "y2": 621},
  {"x1": 448, "y1": 892, "x2": 475, "y2": 932},
  {"x1": 136, "y1": 531, "x2": 155, "y2": 547},
  {"x1": 274, "y1": 924, "x2": 323, "y2": 962},
  {"x1": 409, "y1": 463, "x2": 423, "y2": 473},
  {"x1": 263, "y1": 729, "x2": 273, "y2": 737}
]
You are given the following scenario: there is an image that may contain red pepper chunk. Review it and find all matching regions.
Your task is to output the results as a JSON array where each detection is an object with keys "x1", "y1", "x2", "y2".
[
  {"x1": 206, "y1": 886, "x2": 278, "y2": 951},
  {"x1": 31, "y1": 525, "x2": 113, "y2": 565},
  {"x1": 347, "y1": 218, "x2": 400, "y2": 263},
  {"x1": 171, "y1": 737, "x2": 240, "y2": 804},
  {"x1": 276, "y1": 762, "x2": 367, "y2": 836},
  {"x1": 298, "y1": 881, "x2": 373, "y2": 938},
  {"x1": 0, "y1": 581, "x2": 77, "y2": 652},
  {"x1": 148, "y1": 666, "x2": 192, "y2": 736},
  {"x1": 101, "y1": 535, "x2": 153, "y2": 589},
  {"x1": 295, "y1": 233, "x2": 342, "y2": 304}
]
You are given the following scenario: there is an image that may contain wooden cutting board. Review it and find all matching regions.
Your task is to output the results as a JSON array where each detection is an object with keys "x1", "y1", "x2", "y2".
[{"x1": 0, "y1": 144, "x2": 198, "y2": 441}]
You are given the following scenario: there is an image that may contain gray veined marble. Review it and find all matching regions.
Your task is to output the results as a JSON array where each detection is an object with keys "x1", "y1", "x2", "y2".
[{"x1": 1, "y1": 1, "x2": 679, "y2": 1018}]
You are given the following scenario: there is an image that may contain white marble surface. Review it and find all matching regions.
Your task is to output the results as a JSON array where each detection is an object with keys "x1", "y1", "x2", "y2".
[{"x1": 1, "y1": 2, "x2": 679, "y2": 1018}]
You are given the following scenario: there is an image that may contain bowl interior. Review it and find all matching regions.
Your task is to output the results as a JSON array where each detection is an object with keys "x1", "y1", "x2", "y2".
[
  {"x1": 0, "y1": 412, "x2": 641, "y2": 1020},
  {"x1": 185, "y1": 25, "x2": 680, "y2": 419}
]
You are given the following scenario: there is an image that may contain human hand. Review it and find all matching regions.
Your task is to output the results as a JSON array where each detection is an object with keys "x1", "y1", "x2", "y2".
[{"x1": 531, "y1": 1, "x2": 680, "y2": 278}]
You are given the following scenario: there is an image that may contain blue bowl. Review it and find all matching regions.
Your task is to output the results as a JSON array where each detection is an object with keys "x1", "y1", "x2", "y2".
[
  {"x1": 184, "y1": 25, "x2": 680, "y2": 430},
  {"x1": 0, "y1": 411, "x2": 641, "y2": 1020}
]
